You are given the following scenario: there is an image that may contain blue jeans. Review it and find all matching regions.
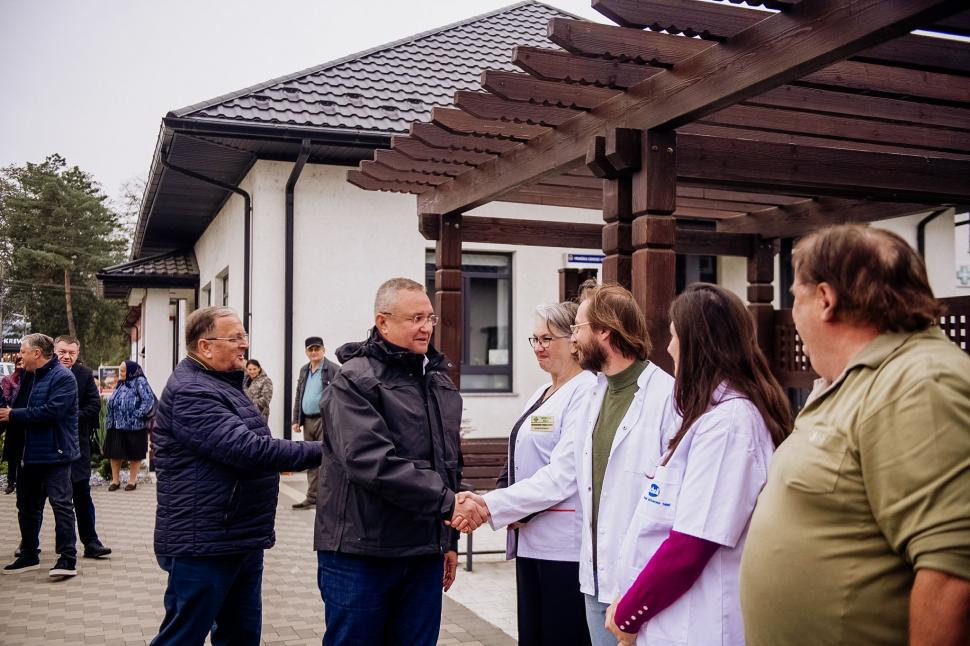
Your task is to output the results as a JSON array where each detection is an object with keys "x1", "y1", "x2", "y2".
[
  {"x1": 17, "y1": 462, "x2": 76, "y2": 560},
  {"x1": 584, "y1": 594, "x2": 615, "y2": 646},
  {"x1": 150, "y1": 549, "x2": 264, "y2": 646},
  {"x1": 317, "y1": 550, "x2": 444, "y2": 646}
]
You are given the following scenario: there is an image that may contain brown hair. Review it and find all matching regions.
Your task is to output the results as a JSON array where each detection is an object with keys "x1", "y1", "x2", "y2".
[
  {"x1": 185, "y1": 306, "x2": 237, "y2": 351},
  {"x1": 583, "y1": 283, "x2": 651, "y2": 361},
  {"x1": 793, "y1": 225, "x2": 943, "y2": 332},
  {"x1": 54, "y1": 335, "x2": 80, "y2": 347},
  {"x1": 665, "y1": 284, "x2": 791, "y2": 463}
]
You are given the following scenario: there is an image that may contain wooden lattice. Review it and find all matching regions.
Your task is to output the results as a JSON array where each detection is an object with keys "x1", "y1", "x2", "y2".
[{"x1": 939, "y1": 296, "x2": 970, "y2": 353}]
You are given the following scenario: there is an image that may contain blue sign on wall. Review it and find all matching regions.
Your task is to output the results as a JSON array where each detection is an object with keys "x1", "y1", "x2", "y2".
[{"x1": 567, "y1": 254, "x2": 605, "y2": 264}]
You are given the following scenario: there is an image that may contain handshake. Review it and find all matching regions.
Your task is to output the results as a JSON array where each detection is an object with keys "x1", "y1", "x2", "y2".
[{"x1": 446, "y1": 491, "x2": 490, "y2": 533}]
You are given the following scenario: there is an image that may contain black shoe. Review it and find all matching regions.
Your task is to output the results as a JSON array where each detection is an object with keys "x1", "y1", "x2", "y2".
[
  {"x1": 107, "y1": 483, "x2": 120, "y2": 492},
  {"x1": 291, "y1": 499, "x2": 315, "y2": 509},
  {"x1": 3, "y1": 483, "x2": 13, "y2": 495},
  {"x1": 13, "y1": 545, "x2": 39, "y2": 558},
  {"x1": 83, "y1": 544, "x2": 112, "y2": 559},
  {"x1": 3, "y1": 555, "x2": 40, "y2": 574},
  {"x1": 49, "y1": 557, "x2": 77, "y2": 578}
]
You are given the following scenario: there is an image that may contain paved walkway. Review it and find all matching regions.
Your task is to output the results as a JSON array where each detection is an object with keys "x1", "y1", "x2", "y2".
[{"x1": 0, "y1": 474, "x2": 518, "y2": 646}]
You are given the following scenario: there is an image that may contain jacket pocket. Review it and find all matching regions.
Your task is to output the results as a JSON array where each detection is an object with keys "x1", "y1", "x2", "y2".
[{"x1": 223, "y1": 481, "x2": 241, "y2": 526}]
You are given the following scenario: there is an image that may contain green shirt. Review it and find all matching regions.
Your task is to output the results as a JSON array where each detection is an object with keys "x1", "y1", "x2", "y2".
[
  {"x1": 740, "y1": 327, "x2": 970, "y2": 645},
  {"x1": 591, "y1": 360, "x2": 645, "y2": 572}
]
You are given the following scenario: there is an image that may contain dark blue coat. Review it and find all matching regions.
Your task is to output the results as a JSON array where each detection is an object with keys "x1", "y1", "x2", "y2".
[
  {"x1": 153, "y1": 356, "x2": 322, "y2": 556},
  {"x1": 10, "y1": 356, "x2": 79, "y2": 465}
]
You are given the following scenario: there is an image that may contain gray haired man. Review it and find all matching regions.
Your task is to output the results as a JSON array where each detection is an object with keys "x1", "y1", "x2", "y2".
[{"x1": 290, "y1": 336, "x2": 339, "y2": 509}]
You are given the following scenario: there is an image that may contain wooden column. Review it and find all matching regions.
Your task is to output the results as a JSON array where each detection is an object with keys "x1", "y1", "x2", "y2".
[
  {"x1": 587, "y1": 133, "x2": 638, "y2": 289},
  {"x1": 434, "y1": 212, "x2": 463, "y2": 387},
  {"x1": 747, "y1": 237, "x2": 777, "y2": 368},
  {"x1": 559, "y1": 267, "x2": 599, "y2": 302},
  {"x1": 632, "y1": 129, "x2": 677, "y2": 374}
]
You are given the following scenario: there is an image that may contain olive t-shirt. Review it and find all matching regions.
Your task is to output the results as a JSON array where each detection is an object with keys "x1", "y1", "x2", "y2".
[{"x1": 740, "y1": 327, "x2": 970, "y2": 645}]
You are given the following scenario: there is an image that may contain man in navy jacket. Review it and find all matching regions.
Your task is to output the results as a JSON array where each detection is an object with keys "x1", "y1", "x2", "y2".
[
  {"x1": 149, "y1": 306, "x2": 322, "y2": 646},
  {"x1": 0, "y1": 333, "x2": 80, "y2": 578}
]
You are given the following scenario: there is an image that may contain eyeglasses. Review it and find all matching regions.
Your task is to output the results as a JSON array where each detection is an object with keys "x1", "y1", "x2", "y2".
[
  {"x1": 203, "y1": 334, "x2": 250, "y2": 344},
  {"x1": 569, "y1": 322, "x2": 593, "y2": 334},
  {"x1": 527, "y1": 335, "x2": 569, "y2": 349},
  {"x1": 381, "y1": 312, "x2": 440, "y2": 327}
]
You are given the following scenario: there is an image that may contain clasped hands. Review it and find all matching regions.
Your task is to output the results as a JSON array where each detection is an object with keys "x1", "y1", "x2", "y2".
[{"x1": 446, "y1": 491, "x2": 490, "y2": 533}]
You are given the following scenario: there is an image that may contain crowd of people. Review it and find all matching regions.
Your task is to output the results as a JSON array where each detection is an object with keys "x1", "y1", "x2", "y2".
[{"x1": 0, "y1": 224, "x2": 967, "y2": 646}]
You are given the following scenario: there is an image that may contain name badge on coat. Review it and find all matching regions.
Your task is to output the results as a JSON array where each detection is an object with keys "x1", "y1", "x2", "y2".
[{"x1": 530, "y1": 415, "x2": 554, "y2": 432}]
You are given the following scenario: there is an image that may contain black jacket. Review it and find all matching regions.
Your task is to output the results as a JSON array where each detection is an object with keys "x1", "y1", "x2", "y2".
[
  {"x1": 314, "y1": 328, "x2": 463, "y2": 557},
  {"x1": 70, "y1": 362, "x2": 101, "y2": 482},
  {"x1": 292, "y1": 358, "x2": 340, "y2": 426},
  {"x1": 10, "y1": 357, "x2": 79, "y2": 465}
]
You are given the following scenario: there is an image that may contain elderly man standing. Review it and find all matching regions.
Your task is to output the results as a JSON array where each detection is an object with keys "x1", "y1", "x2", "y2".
[
  {"x1": 0, "y1": 333, "x2": 80, "y2": 578},
  {"x1": 741, "y1": 225, "x2": 970, "y2": 645},
  {"x1": 315, "y1": 277, "x2": 467, "y2": 645},
  {"x1": 150, "y1": 306, "x2": 323, "y2": 646},
  {"x1": 290, "y1": 335, "x2": 339, "y2": 510},
  {"x1": 54, "y1": 335, "x2": 112, "y2": 559}
]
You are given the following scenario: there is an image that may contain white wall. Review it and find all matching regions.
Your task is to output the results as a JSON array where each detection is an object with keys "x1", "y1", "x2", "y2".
[
  {"x1": 874, "y1": 208, "x2": 962, "y2": 298},
  {"x1": 140, "y1": 288, "x2": 174, "y2": 396}
]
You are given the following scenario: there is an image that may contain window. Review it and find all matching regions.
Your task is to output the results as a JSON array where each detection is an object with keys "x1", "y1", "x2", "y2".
[
  {"x1": 676, "y1": 254, "x2": 717, "y2": 294},
  {"x1": 200, "y1": 283, "x2": 211, "y2": 307},
  {"x1": 426, "y1": 252, "x2": 513, "y2": 392},
  {"x1": 218, "y1": 271, "x2": 229, "y2": 306}
]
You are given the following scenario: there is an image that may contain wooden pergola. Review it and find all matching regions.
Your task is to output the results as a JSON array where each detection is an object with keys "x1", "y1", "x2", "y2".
[{"x1": 348, "y1": 0, "x2": 970, "y2": 388}]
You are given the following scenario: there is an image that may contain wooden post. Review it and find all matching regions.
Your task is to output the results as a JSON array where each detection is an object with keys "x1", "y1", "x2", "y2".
[
  {"x1": 747, "y1": 237, "x2": 777, "y2": 368},
  {"x1": 434, "y1": 212, "x2": 463, "y2": 387},
  {"x1": 587, "y1": 133, "x2": 638, "y2": 289},
  {"x1": 632, "y1": 129, "x2": 677, "y2": 374}
]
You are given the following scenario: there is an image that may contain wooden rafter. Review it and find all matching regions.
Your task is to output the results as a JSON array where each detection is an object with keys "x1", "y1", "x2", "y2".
[
  {"x1": 455, "y1": 91, "x2": 581, "y2": 126},
  {"x1": 481, "y1": 70, "x2": 622, "y2": 108},
  {"x1": 431, "y1": 107, "x2": 546, "y2": 140},
  {"x1": 717, "y1": 198, "x2": 933, "y2": 237}
]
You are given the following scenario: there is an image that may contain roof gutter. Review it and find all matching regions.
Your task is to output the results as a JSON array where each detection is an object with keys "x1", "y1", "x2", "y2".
[
  {"x1": 161, "y1": 153, "x2": 254, "y2": 339},
  {"x1": 916, "y1": 208, "x2": 949, "y2": 258},
  {"x1": 283, "y1": 140, "x2": 312, "y2": 440}
]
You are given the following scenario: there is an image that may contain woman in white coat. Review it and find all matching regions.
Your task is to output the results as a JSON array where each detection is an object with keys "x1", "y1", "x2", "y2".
[
  {"x1": 490, "y1": 301, "x2": 596, "y2": 646},
  {"x1": 606, "y1": 284, "x2": 792, "y2": 645}
]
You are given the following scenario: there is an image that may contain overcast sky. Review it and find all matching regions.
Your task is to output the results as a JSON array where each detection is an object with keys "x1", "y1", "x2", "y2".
[{"x1": 0, "y1": 0, "x2": 605, "y2": 206}]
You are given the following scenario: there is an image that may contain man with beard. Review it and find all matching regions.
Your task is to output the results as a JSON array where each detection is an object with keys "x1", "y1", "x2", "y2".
[{"x1": 452, "y1": 283, "x2": 677, "y2": 646}]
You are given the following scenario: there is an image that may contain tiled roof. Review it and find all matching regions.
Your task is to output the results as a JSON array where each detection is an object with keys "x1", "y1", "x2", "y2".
[
  {"x1": 99, "y1": 250, "x2": 198, "y2": 280},
  {"x1": 169, "y1": 1, "x2": 579, "y2": 134}
]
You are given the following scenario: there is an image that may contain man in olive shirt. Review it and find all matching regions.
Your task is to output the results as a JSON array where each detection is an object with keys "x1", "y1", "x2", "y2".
[{"x1": 740, "y1": 225, "x2": 970, "y2": 645}]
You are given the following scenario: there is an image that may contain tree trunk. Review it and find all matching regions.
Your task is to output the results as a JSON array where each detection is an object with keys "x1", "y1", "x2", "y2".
[{"x1": 63, "y1": 266, "x2": 76, "y2": 337}]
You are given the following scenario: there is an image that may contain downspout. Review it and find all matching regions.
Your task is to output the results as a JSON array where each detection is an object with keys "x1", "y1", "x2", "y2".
[
  {"x1": 161, "y1": 154, "x2": 253, "y2": 339},
  {"x1": 916, "y1": 208, "x2": 949, "y2": 258},
  {"x1": 283, "y1": 140, "x2": 312, "y2": 440}
]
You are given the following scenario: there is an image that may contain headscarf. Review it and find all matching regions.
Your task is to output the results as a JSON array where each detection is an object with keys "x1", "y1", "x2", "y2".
[{"x1": 122, "y1": 360, "x2": 146, "y2": 382}]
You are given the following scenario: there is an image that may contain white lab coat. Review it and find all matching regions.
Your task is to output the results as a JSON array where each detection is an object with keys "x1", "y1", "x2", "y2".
[
  {"x1": 577, "y1": 362, "x2": 677, "y2": 604},
  {"x1": 483, "y1": 371, "x2": 597, "y2": 561},
  {"x1": 614, "y1": 384, "x2": 775, "y2": 645}
]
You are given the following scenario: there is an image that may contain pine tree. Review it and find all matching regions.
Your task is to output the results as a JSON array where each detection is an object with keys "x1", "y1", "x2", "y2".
[{"x1": 0, "y1": 154, "x2": 129, "y2": 367}]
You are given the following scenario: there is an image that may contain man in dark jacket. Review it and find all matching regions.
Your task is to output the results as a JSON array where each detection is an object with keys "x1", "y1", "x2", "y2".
[
  {"x1": 316, "y1": 277, "x2": 473, "y2": 645},
  {"x1": 150, "y1": 306, "x2": 322, "y2": 646},
  {"x1": 54, "y1": 336, "x2": 111, "y2": 559},
  {"x1": 0, "y1": 333, "x2": 80, "y2": 578},
  {"x1": 290, "y1": 335, "x2": 339, "y2": 509}
]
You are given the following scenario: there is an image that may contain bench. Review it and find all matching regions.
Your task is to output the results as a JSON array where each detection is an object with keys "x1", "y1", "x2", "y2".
[{"x1": 458, "y1": 437, "x2": 508, "y2": 571}]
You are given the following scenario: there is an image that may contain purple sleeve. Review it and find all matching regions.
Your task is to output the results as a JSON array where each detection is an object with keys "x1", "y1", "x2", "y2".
[{"x1": 614, "y1": 530, "x2": 720, "y2": 635}]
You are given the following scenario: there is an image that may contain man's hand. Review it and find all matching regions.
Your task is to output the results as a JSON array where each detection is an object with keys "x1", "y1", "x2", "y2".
[
  {"x1": 606, "y1": 601, "x2": 636, "y2": 645},
  {"x1": 442, "y1": 550, "x2": 458, "y2": 592},
  {"x1": 448, "y1": 491, "x2": 489, "y2": 533},
  {"x1": 291, "y1": 423, "x2": 301, "y2": 435},
  {"x1": 0, "y1": 407, "x2": 11, "y2": 423}
]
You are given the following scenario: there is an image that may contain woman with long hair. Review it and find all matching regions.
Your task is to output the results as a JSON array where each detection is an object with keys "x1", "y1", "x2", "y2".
[
  {"x1": 606, "y1": 283, "x2": 791, "y2": 645},
  {"x1": 244, "y1": 359, "x2": 273, "y2": 421},
  {"x1": 104, "y1": 360, "x2": 156, "y2": 491}
]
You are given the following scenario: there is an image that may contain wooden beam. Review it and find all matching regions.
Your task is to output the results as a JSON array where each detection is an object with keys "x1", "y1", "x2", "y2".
[
  {"x1": 392, "y1": 137, "x2": 493, "y2": 165},
  {"x1": 512, "y1": 45, "x2": 660, "y2": 89},
  {"x1": 419, "y1": 213, "x2": 756, "y2": 256},
  {"x1": 500, "y1": 184, "x2": 603, "y2": 210},
  {"x1": 455, "y1": 91, "x2": 582, "y2": 127},
  {"x1": 410, "y1": 123, "x2": 520, "y2": 154},
  {"x1": 481, "y1": 70, "x2": 622, "y2": 109},
  {"x1": 717, "y1": 198, "x2": 932, "y2": 237},
  {"x1": 431, "y1": 107, "x2": 546, "y2": 140},
  {"x1": 594, "y1": 0, "x2": 970, "y2": 75},
  {"x1": 361, "y1": 161, "x2": 446, "y2": 186},
  {"x1": 434, "y1": 213, "x2": 463, "y2": 387},
  {"x1": 374, "y1": 149, "x2": 466, "y2": 176},
  {"x1": 347, "y1": 169, "x2": 429, "y2": 194},
  {"x1": 419, "y1": 0, "x2": 965, "y2": 216}
]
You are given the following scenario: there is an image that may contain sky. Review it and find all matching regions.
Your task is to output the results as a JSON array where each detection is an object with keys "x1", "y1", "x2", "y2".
[{"x1": 0, "y1": 0, "x2": 605, "y2": 206}]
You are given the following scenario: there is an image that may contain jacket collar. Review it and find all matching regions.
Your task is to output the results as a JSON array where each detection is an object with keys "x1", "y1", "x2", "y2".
[
  {"x1": 184, "y1": 355, "x2": 245, "y2": 389},
  {"x1": 32, "y1": 356, "x2": 60, "y2": 380},
  {"x1": 336, "y1": 327, "x2": 454, "y2": 375}
]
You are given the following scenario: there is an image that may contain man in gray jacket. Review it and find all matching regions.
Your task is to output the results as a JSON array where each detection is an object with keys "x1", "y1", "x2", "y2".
[{"x1": 290, "y1": 336, "x2": 339, "y2": 509}]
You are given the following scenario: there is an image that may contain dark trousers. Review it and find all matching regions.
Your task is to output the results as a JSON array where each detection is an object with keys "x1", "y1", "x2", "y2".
[
  {"x1": 151, "y1": 549, "x2": 264, "y2": 646},
  {"x1": 5, "y1": 457, "x2": 19, "y2": 486},
  {"x1": 317, "y1": 550, "x2": 443, "y2": 646},
  {"x1": 516, "y1": 557, "x2": 591, "y2": 646},
  {"x1": 16, "y1": 462, "x2": 77, "y2": 560},
  {"x1": 72, "y1": 479, "x2": 100, "y2": 547}
]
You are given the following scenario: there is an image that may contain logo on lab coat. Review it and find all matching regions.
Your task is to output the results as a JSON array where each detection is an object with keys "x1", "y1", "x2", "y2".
[{"x1": 648, "y1": 483, "x2": 660, "y2": 498}]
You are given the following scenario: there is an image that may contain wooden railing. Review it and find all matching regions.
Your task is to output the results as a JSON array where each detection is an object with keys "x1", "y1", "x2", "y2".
[{"x1": 771, "y1": 295, "x2": 970, "y2": 390}]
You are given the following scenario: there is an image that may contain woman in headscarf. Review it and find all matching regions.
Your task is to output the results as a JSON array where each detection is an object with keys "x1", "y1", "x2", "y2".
[
  {"x1": 243, "y1": 359, "x2": 273, "y2": 421},
  {"x1": 104, "y1": 360, "x2": 156, "y2": 491}
]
